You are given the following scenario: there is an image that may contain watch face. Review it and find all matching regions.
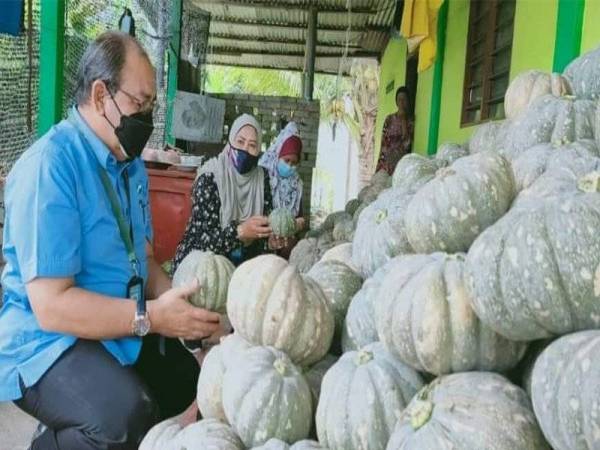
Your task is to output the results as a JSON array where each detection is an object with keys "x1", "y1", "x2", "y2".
[{"x1": 133, "y1": 314, "x2": 151, "y2": 336}]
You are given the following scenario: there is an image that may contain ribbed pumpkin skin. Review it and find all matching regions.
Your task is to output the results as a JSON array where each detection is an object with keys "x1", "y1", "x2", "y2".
[
  {"x1": 196, "y1": 334, "x2": 252, "y2": 421},
  {"x1": 172, "y1": 250, "x2": 234, "y2": 313},
  {"x1": 341, "y1": 263, "x2": 391, "y2": 352},
  {"x1": 345, "y1": 198, "x2": 362, "y2": 216},
  {"x1": 222, "y1": 346, "x2": 313, "y2": 448},
  {"x1": 391, "y1": 153, "x2": 440, "y2": 195},
  {"x1": 504, "y1": 94, "x2": 596, "y2": 160},
  {"x1": 564, "y1": 46, "x2": 600, "y2": 100},
  {"x1": 290, "y1": 236, "x2": 337, "y2": 274},
  {"x1": 504, "y1": 70, "x2": 572, "y2": 119},
  {"x1": 404, "y1": 152, "x2": 515, "y2": 254},
  {"x1": 227, "y1": 255, "x2": 335, "y2": 366},
  {"x1": 270, "y1": 208, "x2": 297, "y2": 238},
  {"x1": 468, "y1": 120, "x2": 510, "y2": 154},
  {"x1": 352, "y1": 188, "x2": 413, "y2": 277},
  {"x1": 435, "y1": 143, "x2": 469, "y2": 166},
  {"x1": 304, "y1": 354, "x2": 338, "y2": 404},
  {"x1": 332, "y1": 216, "x2": 355, "y2": 242},
  {"x1": 375, "y1": 253, "x2": 527, "y2": 375},
  {"x1": 316, "y1": 343, "x2": 424, "y2": 450},
  {"x1": 386, "y1": 372, "x2": 550, "y2": 450},
  {"x1": 140, "y1": 418, "x2": 244, "y2": 450},
  {"x1": 531, "y1": 331, "x2": 600, "y2": 450},
  {"x1": 320, "y1": 243, "x2": 358, "y2": 272},
  {"x1": 251, "y1": 438, "x2": 328, "y2": 449},
  {"x1": 307, "y1": 260, "x2": 363, "y2": 332},
  {"x1": 466, "y1": 171, "x2": 600, "y2": 340},
  {"x1": 511, "y1": 140, "x2": 599, "y2": 192}
]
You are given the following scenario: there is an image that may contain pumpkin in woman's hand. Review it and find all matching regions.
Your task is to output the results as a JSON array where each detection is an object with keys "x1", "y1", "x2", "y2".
[
  {"x1": 466, "y1": 170, "x2": 600, "y2": 341},
  {"x1": 386, "y1": 372, "x2": 550, "y2": 450},
  {"x1": 316, "y1": 343, "x2": 423, "y2": 450},
  {"x1": 352, "y1": 187, "x2": 414, "y2": 278},
  {"x1": 227, "y1": 255, "x2": 334, "y2": 366},
  {"x1": 504, "y1": 70, "x2": 572, "y2": 119},
  {"x1": 269, "y1": 208, "x2": 297, "y2": 238},
  {"x1": 172, "y1": 250, "x2": 234, "y2": 313},
  {"x1": 375, "y1": 253, "x2": 527, "y2": 375},
  {"x1": 223, "y1": 346, "x2": 313, "y2": 447},
  {"x1": 139, "y1": 418, "x2": 244, "y2": 450},
  {"x1": 404, "y1": 151, "x2": 515, "y2": 254},
  {"x1": 531, "y1": 330, "x2": 600, "y2": 450},
  {"x1": 196, "y1": 334, "x2": 252, "y2": 422}
]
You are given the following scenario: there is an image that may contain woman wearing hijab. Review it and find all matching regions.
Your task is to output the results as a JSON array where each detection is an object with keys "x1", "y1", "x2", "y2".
[
  {"x1": 259, "y1": 121, "x2": 306, "y2": 256},
  {"x1": 173, "y1": 114, "x2": 273, "y2": 271},
  {"x1": 375, "y1": 86, "x2": 414, "y2": 174}
]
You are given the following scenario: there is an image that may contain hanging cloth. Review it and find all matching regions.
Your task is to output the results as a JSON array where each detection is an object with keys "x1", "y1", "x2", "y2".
[
  {"x1": 400, "y1": 0, "x2": 444, "y2": 72},
  {"x1": 0, "y1": 0, "x2": 24, "y2": 36}
]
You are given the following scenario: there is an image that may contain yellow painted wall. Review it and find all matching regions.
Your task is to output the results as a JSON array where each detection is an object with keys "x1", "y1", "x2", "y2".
[
  {"x1": 374, "y1": 37, "x2": 407, "y2": 163},
  {"x1": 581, "y1": 0, "x2": 600, "y2": 53}
]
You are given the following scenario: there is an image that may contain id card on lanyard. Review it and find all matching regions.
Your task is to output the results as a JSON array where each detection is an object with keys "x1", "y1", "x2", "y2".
[{"x1": 98, "y1": 168, "x2": 146, "y2": 315}]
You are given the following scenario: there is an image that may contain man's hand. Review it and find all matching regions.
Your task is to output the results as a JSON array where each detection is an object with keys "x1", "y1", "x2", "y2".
[{"x1": 148, "y1": 281, "x2": 221, "y2": 340}]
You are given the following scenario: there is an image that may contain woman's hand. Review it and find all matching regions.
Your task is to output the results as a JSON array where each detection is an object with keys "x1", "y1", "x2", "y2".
[{"x1": 237, "y1": 216, "x2": 272, "y2": 241}]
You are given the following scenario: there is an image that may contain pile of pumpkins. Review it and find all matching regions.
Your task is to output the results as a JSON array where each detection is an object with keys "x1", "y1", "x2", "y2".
[{"x1": 141, "y1": 45, "x2": 600, "y2": 450}]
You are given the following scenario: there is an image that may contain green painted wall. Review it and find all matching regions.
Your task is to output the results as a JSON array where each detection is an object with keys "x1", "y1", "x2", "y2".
[
  {"x1": 510, "y1": 0, "x2": 557, "y2": 78},
  {"x1": 581, "y1": 0, "x2": 600, "y2": 53},
  {"x1": 437, "y1": 0, "x2": 473, "y2": 146},
  {"x1": 374, "y1": 37, "x2": 407, "y2": 163},
  {"x1": 413, "y1": 67, "x2": 434, "y2": 155}
]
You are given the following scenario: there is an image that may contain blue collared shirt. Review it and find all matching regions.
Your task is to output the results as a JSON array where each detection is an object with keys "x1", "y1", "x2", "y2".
[{"x1": 0, "y1": 107, "x2": 153, "y2": 401}]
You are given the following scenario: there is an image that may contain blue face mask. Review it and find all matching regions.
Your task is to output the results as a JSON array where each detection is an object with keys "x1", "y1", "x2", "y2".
[{"x1": 277, "y1": 160, "x2": 296, "y2": 178}]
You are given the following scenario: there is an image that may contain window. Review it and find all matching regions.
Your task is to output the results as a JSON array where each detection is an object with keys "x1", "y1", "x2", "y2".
[{"x1": 461, "y1": 0, "x2": 516, "y2": 125}]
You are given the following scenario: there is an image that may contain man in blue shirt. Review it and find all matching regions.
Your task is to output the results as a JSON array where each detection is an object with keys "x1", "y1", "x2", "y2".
[{"x1": 0, "y1": 32, "x2": 222, "y2": 449}]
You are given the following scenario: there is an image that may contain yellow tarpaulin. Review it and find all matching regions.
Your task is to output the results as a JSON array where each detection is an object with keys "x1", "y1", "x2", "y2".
[{"x1": 400, "y1": 0, "x2": 444, "y2": 72}]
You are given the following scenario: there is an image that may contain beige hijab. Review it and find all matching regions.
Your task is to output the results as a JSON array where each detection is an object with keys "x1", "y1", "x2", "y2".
[{"x1": 198, "y1": 114, "x2": 264, "y2": 229}]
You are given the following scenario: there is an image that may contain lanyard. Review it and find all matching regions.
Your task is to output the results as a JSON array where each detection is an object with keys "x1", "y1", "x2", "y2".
[{"x1": 97, "y1": 168, "x2": 139, "y2": 276}]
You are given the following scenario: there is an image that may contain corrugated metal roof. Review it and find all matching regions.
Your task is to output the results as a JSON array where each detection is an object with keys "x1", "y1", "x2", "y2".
[{"x1": 190, "y1": 0, "x2": 398, "y2": 74}]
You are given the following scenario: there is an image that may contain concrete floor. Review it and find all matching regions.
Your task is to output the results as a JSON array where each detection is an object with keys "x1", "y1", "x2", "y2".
[{"x1": 0, "y1": 402, "x2": 37, "y2": 450}]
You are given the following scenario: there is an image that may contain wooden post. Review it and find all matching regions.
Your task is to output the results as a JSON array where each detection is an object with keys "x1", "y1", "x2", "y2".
[
  {"x1": 165, "y1": 0, "x2": 183, "y2": 145},
  {"x1": 303, "y1": 7, "x2": 318, "y2": 100}
]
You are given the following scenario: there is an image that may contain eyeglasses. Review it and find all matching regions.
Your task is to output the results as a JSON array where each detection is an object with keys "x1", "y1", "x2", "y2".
[{"x1": 116, "y1": 87, "x2": 158, "y2": 114}]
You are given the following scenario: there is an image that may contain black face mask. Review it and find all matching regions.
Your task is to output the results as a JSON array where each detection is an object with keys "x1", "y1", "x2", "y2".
[
  {"x1": 230, "y1": 144, "x2": 259, "y2": 174},
  {"x1": 105, "y1": 94, "x2": 154, "y2": 161}
]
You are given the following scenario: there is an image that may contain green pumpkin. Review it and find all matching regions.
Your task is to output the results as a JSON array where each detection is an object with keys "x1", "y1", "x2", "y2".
[
  {"x1": 227, "y1": 255, "x2": 335, "y2": 366},
  {"x1": 504, "y1": 70, "x2": 572, "y2": 119},
  {"x1": 303, "y1": 354, "x2": 338, "y2": 404},
  {"x1": 332, "y1": 216, "x2": 355, "y2": 242},
  {"x1": 269, "y1": 208, "x2": 297, "y2": 238},
  {"x1": 316, "y1": 343, "x2": 423, "y2": 450},
  {"x1": 140, "y1": 418, "x2": 244, "y2": 450},
  {"x1": 468, "y1": 119, "x2": 511, "y2": 155},
  {"x1": 564, "y1": 45, "x2": 600, "y2": 100},
  {"x1": 223, "y1": 346, "x2": 313, "y2": 447},
  {"x1": 387, "y1": 372, "x2": 549, "y2": 450},
  {"x1": 392, "y1": 153, "x2": 440, "y2": 195},
  {"x1": 306, "y1": 260, "x2": 363, "y2": 336},
  {"x1": 320, "y1": 243, "x2": 358, "y2": 273},
  {"x1": 172, "y1": 250, "x2": 234, "y2": 313},
  {"x1": 404, "y1": 152, "x2": 515, "y2": 254},
  {"x1": 289, "y1": 235, "x2": 337, "y2": 274},
  {"x1": 251, "y1": 438, "x2": 328, "y2": 449},
  {"x1": 196, "y1": 334, "x2": 252, "y2": 422},
  {"x1": 466, "y1": 170, "x2": 600, "y2": 340},
  {"x1": 345, "y1": 198, "x2": 362, "y2": 216},
  {"x1": 352, "y1": 188, "x2": 413, "y2": 277},
  {"x1": 375, "y1": 253, "x2": 527, "y2": 375},
  {"x1": 435, "y1": 142, "x2": 469, "y2": 166},
  {"x1": 531, "y1": 330, "x2": 600, "y2": 450}
]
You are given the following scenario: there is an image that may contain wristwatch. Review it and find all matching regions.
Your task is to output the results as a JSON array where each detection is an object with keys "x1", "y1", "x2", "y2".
[{"x1": 132, "y1": 311, "x2": 151, "y2": 337}]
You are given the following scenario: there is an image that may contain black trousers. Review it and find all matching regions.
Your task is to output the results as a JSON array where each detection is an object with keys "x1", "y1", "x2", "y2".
[{"x1": 14, "y1": 336, "x2": 199, "y2": 450}]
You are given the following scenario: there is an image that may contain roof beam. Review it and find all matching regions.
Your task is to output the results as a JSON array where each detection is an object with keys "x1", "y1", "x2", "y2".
[
  {"x1": 209, "y1": 33, "x2": 363, "y2": 49},
  {"x1": 206, "y1": 60, "x2": 347, "y2": 75},
  {"x1": 209, "y1": 47, "x2": 380, "y2": 58},
  {"x1": 210, "y1": 17, "x2": 388, "y2": 32},
  {"x1": 193, "y1": 0, "x2": 377, "y2": 14}
]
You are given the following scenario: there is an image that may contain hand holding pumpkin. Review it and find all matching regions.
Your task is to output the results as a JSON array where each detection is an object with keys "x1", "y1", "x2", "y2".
[
  {"x1": 148, "y1": 280, "x2": 221, "y2": 340},
  {"x1": 237, "y1": 216, "x2": 272, "y2": 241}
]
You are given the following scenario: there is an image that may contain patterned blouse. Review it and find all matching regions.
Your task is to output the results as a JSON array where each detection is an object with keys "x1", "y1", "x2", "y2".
[
  {"x1": 376, "y1": 113, "x2": 414, "y2": 175},
  {"x1": 172, "y1": 171, "x2": 273, "y2": 272}
]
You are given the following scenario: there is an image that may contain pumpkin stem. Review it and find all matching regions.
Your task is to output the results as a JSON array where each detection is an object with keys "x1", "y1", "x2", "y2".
[
  {"x1": 578, "y1": 172, "x2": 600, "y2": 193},
  {"x1": 410, "y1": 399, "x2": 434, "y2": 430},
  {"x1": 355, "y1": 349, "x2": 374, "y2": 365},
  {"x1": 375, "y1": 209, "x2": 388, "y2": 224},
  {"x1": 435, "y1": 167, "x2": 456, "y2": 179},
  {"x1": 273, "y1": 358, "x2": 288, "y2": 376}
]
